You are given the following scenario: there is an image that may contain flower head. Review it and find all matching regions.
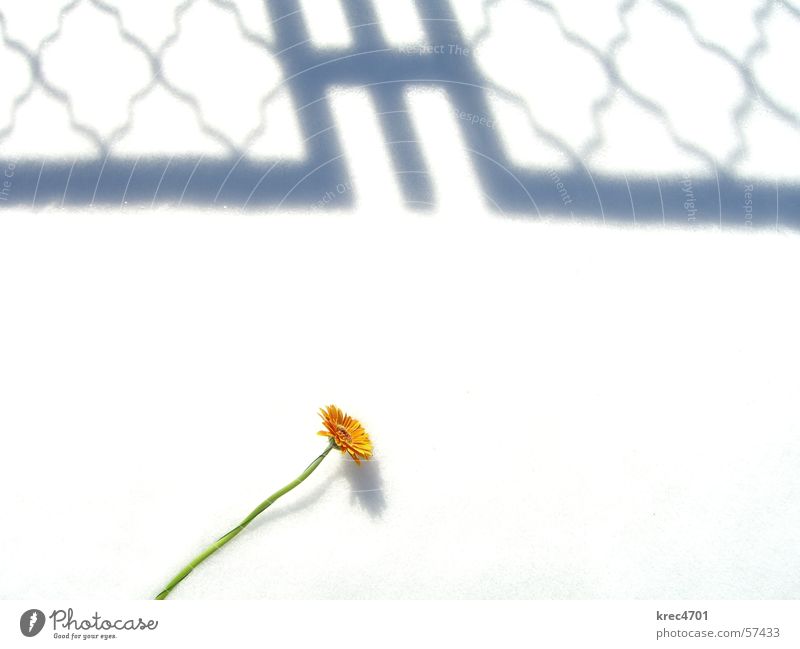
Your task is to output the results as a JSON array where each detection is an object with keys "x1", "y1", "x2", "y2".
[{"x1": 318, "y1": 404, "x2": 373, "y2": 464}]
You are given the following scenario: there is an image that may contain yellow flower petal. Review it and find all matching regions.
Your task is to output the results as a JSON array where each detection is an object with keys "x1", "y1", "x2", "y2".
[{"x1": 318, "y1": 404, "x2": 373, "y2": 464}]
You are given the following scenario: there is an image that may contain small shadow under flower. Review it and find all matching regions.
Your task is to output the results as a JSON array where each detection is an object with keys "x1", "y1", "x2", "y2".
[
  {"x1": 341, "y1": 456, "x2": 386, "y2": 518},
  {"x1": 249, "y1": 455, "x2": 387, "y2": 532}
]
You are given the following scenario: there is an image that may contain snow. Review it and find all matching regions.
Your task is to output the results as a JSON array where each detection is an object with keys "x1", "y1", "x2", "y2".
[
  {"x1": 0, "y1": 0, "x2": 799, "y2": 600},
  {"x1": 0, "y1": 211, "x2": 798, "y2": 599}
]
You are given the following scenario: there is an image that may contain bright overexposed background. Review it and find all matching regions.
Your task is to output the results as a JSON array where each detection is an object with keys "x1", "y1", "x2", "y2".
[
  {"x1": 0, "y1": 212, "x2": 798, "y2": 599},
  {"x1": 1, "y1": 0, "x2": 799, "y2": 599}
]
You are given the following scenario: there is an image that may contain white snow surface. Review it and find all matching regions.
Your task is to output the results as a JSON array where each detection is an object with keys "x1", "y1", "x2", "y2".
[{"x1": 0, "y1": 210, "x2": 798, "y2": 599}]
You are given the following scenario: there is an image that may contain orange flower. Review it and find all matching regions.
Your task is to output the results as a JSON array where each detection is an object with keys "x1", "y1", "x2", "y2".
[{"x1": 318, "y1": 405, "x2": 373, "y2": 464}]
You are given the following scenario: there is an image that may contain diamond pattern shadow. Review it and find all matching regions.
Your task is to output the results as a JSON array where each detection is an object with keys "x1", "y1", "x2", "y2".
[{"x1": 0, "y1": 0, "x2": 797, "y2": 228}]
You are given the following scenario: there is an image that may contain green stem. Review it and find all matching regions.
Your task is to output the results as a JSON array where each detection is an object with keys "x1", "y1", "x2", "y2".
[{"x1": 155, "y1": 440, "x2": 335, "y2": 600}]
